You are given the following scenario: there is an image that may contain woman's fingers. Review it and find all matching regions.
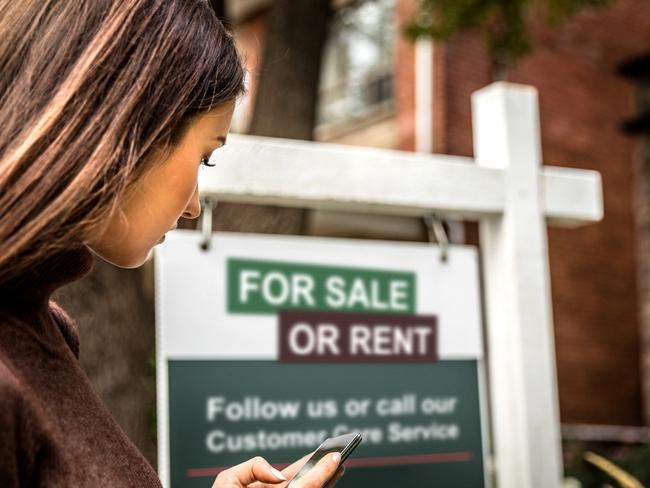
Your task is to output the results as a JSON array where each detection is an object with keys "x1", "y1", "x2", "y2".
[
  {"x1": 288, "y1": 452, "x2": 341, "y2": 488},
  {"x1": 280, "y1": 452, "x2": 313, "y2": 480},
  {"x1": 246, "y1": 452, "x2": 321, "y2": 488},
  {"x1": 212, "y1": 451, "x2": 344, "y2": 488},
  {"x1": 212, "y1": 456, "x2": 287, "y2": 487},
  {"x1": 323, "y1": 466, "x2": 345, "y2": 488}
]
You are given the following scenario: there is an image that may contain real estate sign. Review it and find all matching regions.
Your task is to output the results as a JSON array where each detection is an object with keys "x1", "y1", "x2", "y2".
[{"x1": 155, "y1": 230, "x2": 489, "y2": 487}]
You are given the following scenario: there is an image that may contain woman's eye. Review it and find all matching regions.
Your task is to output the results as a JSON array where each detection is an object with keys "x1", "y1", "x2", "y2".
[{"x1": 200, "y1": 156, "x2": 216, "y2": 167}]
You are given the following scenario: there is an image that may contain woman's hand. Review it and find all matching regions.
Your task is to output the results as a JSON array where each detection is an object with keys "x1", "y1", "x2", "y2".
[{"x1": 212, "y1": 453, "x2": 344, "y2": 488}]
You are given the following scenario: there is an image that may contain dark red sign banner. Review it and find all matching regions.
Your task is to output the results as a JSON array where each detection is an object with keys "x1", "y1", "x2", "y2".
[{"x1": 278, "y1": 310, "x2": 437, "y2": 363}]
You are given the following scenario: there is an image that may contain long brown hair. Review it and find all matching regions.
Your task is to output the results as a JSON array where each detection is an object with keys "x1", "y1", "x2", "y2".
[{"x1": 0, "y1": 0, "x2": 245, "y2": 285}]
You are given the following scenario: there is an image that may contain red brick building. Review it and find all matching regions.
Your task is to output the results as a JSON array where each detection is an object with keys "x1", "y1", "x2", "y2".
[
  {"x1": 230, "y1": 0, "x2": 650, "y2": 429},
  {"x1": 429, "y1": 0, "x2": 650, "y2": 428}
]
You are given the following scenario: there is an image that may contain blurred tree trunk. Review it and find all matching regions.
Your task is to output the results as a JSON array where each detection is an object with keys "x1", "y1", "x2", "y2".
[
  {"x1": 214, "y1": 0, "x2": 332, "y2": 235},
  {"x1": 249, "y1": 0, "x2": 331, "y2": 140}
]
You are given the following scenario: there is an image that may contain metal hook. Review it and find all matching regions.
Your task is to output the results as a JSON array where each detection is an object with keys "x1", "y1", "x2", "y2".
[
  {"x1": 424, "y1": 214, "x2": 449, "y2": 263},
  {"x1": 199, "y1": 196, "x2": 217, "y2": 251}
]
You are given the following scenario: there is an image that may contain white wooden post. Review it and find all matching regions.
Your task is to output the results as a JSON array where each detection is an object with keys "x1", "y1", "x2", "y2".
[{"x1": 473, "y1": 83, "x2": 563, "y2": 488}]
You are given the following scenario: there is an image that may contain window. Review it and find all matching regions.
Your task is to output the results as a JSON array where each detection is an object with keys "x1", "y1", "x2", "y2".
[{"x1": 317, "y1": 0, "x2": 396, "y2": 129}]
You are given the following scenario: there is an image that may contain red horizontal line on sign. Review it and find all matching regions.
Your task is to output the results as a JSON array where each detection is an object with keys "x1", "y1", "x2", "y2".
[{"x1": 186, "y1": 451, "x2": 473, "y2": 478}]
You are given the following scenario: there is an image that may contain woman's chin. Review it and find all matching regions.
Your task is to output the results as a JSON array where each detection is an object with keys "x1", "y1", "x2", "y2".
[{"x1": 86, "y1": 244, "x2": 152, "y2": 269}]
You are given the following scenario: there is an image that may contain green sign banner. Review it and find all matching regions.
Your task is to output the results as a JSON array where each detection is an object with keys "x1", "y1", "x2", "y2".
[
  {"x1": 227, "y1": 258, "x2": 417, "y2": 315},
  {"x1": 168, "y1": 360, "x2": 485, "y2": 488}
]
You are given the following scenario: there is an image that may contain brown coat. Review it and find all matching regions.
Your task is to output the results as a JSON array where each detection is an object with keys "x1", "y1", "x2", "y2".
[{"x1": 0, "y1": 247, "x2": 161, "y2": 487}]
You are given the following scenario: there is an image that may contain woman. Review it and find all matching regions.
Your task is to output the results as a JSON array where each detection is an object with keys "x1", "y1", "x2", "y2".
[{"x1": 0, "y1": 1, "x2": 342, "y2": 487}]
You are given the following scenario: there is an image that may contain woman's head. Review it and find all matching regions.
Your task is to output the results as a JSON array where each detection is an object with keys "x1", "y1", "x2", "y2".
[
  {"x1": 0, "y1": 0, "x2": 245, "y2": 282},
  {"x1": 85, "y1": 100, "x2": 236, "y2": 267}
]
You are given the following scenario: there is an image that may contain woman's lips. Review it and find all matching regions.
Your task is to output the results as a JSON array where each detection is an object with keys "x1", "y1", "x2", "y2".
[
  {"x1": 158, "y1": 225, "x2": 177, "y2": 244},
  {"x1": 157, "y1": 225, "x2": 178, "y2": 244}
]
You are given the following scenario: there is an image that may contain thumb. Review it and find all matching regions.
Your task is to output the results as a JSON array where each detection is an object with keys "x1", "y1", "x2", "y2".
[{"x1": 215, "y1": 456, "x2": 287, "y2": 487}]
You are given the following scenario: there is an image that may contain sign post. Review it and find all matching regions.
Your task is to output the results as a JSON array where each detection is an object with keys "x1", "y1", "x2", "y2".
[
  {"x1": 473, "y1": 84, "x2": 563, "y2": 487},
  {"x1": 156, "y1": 82, "x2": 603, "y2": 487}
]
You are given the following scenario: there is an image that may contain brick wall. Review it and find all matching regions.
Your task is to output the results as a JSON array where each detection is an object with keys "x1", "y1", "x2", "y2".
[{"x1": 439, "y1": 0, "x2": 650, "y2": 425}]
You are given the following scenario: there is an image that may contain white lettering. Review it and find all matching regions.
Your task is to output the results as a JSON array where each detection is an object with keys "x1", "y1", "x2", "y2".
[
  {"x1": 373, "y1": 325, "x2": 392, "y2": 355},
  {"x1": 393, "y1": 327, "x2": 413, "y2": 355},
  {"x1": 206, "y1": 430, "x2": 226, "y2": 453},
  {"x1": 389, "y1": 280, "x2": 409, "y2": 311},
  {"x1": 239, "y1": 270, "x2": 260, "y2": 303},
  {"x1": 350, "y1": 325, "x2": 371, "y2": 354},
  {"x1": 262, "y1": 271, "x2": 290, "y2": 305},
  {"x1": 318, "y1": 324, "x2": 340, "y2": 355},
  {"x1": 347, "y1": 279, "x2": 370, "y2": 308},
  {"x1": 414, "y1": 326, "x2": 432, "y2": 354},
  {"x1": 292, "y1": 273, "x2": 315, "y2": 307},
  {"x1": 325, "y1": 275, "x2": 346, "y2": 308},
  {"x1": 206, "y1": 396, "x2": 225, "y2": 421},
  {"x1": 288, "y1": 323, "x2": 315, "y2": 355},
  {"x1": 370, "y1": 280, "x2": 388, "y2": 310}
]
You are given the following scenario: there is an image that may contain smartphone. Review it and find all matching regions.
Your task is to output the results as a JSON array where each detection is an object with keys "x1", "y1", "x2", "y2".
[{"x1": 285, "y1": 432, "x2": 362, "y2": 487}]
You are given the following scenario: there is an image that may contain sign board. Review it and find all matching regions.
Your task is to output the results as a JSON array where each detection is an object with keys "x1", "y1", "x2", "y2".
[{"x1": 155, "y1": 230, "x2": 489, "y2": 487}]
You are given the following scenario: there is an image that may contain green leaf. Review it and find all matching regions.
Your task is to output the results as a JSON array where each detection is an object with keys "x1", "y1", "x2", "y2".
[{"x1": 405, "y1": 0, "x2": 612, "y2": 65}]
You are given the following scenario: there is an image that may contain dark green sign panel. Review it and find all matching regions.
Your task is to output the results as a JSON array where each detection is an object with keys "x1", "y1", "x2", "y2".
[
  {"x1": 227, "y1": 258, "x2": 416, "y2": 315},
  {"x1": 168, "y1": 360, "x2": 485, "y2": 488}
]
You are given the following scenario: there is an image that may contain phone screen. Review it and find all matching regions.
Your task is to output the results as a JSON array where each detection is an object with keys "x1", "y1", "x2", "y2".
[{"x1": 286, "y1": 432, "x2": 362, "y2": 487}]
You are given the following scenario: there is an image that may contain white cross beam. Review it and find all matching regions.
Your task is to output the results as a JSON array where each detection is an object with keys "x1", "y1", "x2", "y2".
[{"x1": 199, "y1": 82, "x2": 603, "y2": 488}]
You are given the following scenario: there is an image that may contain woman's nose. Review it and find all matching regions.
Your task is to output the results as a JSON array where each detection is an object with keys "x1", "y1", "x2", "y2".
[{"x1": 183, "y1": 186, "x2": 201, "y2": 220}]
